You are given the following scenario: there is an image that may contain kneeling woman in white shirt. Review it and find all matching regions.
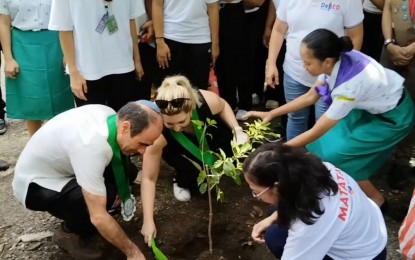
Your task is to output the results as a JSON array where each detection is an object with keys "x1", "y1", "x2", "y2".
[
  {"x1": 246, "y1": 29, "x2": 415, "y2": 210},
  {"x1": 243, "y1": 142, "x2": 387, "y2": 260}
]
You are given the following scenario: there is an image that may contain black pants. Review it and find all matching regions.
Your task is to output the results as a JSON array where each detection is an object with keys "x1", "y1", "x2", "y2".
[
  {"x1": 215, "y1": 2, "x2": 250, "y2": 110},
  {"x1": 25, "y1": 159, "x2": 137, "y2": 236},
  {"x1": 0, "y1": 47, "x2": 4, "y2": 120},
  {"x1": 154, "y1": 39, "x2": 211, "y2": 89},
  {"x1": 75, "y1": 71, "x2": 148, "y2": 111},
  {"x1": 138, "y1": 42, "x2": 157, "y2": 100},
  {"x1": 0, "y1": 87, "x2": 5, "y2": 120},
  {"x1": 361, "y1": 11, "x2": 383, "y2": 62}
]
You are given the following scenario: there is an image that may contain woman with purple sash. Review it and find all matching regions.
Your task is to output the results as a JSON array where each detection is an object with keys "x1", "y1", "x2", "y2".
[{"x1": 245, "y1": 28, "x2": 415, "y2": 211}]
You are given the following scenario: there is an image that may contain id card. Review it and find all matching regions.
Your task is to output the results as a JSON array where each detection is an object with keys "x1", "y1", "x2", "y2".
[
  {"x1": 95, "y1": 12, "x2": 109, "y2": 34},
  {"x1": 106, "y1": 15, "x2": 119, "y2": 34}
]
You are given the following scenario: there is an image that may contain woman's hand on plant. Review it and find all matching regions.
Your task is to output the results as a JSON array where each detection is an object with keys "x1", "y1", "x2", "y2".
[
  {"x1": 4, "y1": 58, "x2": 19, "y2": 79},
  {"x1": 233, "y1": 126, "x2": 249, "y2": 145},
  {"x1": 252, "y1": 215, "x2": 275, "y2": 244},
  {"x1": 141, "y1": 220, "x2": 157, "y2": 247},
  {"x1": 243, "y1": 111, "x2": 273, "y2": 123}
]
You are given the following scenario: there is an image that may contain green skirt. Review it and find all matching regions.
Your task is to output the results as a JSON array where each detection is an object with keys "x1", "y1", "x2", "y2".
[
  {"x1": 6, "y1": 28, "x2": 74, "y2": 120},
  {"x1": 307, "y1": 90, "x2": 415, "y2": 181}
]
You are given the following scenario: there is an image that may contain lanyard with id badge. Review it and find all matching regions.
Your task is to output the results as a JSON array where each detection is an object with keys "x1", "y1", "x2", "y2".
[{"x1": 96, "y1": 0, "x2": 118, "y2": 35}]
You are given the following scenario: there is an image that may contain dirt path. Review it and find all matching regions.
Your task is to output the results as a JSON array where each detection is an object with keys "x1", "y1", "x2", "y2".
[{"x1": 0, "y1": 120, "x2": 411, "y2": 259}]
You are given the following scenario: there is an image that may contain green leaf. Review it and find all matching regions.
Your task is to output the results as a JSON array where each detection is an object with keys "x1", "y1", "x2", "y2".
[
  {"x1": 233, "y1": 174, "x2": 241, "y2": 186},
  {"x1": 182, "y1": 155, "x2": 202, "y2": 171},
  {"x1": 197, "y1": 170, "x2": 207, "y2": 186},
  {"x1": 213, "y1": 159, "x2": 224, "y2": 169},
  {"x1": 199, "y1": 183, "x2": 207, "y2": 194},
  {"x1": 216, "y1": 187, "x2": 224, "y2": 202}
]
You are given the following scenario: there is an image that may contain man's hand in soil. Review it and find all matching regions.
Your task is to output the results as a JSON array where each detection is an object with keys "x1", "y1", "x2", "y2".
[
  {"x1": 141, "y1": 220, "x2": 157, "y2": 247},
  {"x1": 82, "y1": 190, "x2": 145, "y2": 258}
]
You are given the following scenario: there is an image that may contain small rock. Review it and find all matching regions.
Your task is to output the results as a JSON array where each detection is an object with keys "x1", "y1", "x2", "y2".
[
  {"x1": 253, "y1": 206, "x2": 264, "y2": 217},
  {"x1": 0, "y1": 244, "x2": 3, "y2": 253},
  {"x1": 28, "y1": 242, "x2": 42, "y2": 251},
  {"x1": 18, "y1": 231, "x2": 53, "y2": 242},
  {"x1": 245, "y1": 219, "x2": 255, "y2": 226}
]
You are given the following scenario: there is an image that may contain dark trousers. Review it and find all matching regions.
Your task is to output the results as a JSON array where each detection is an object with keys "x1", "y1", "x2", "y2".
[
  {"x1": 138, "y1": 42, "x2": 157, "y2": 100},
  {"x1": 25, "y1": 159, "x2": 137, "y2": 236},
  {"x1": 361, "y1": 11, "x2": 383, "y2": 62},
  {"x1": 265, "y1": 223, "x2": 387, "y2": 260},
  {"x1": 0, "y1": 87, "x2": 5, "y2": 120},
  {"x1": 75, "y1": 71, "x2": 148, "y2": 111},
  {"x1": 215, "y1": 2, "x2": 251, "y2": 110},
  {"x1": 154, "y1": 39, "x2": 211, "y2": 89},
  {"x1": 0, "y1": 47, "x2": 4, "y2": 120}
]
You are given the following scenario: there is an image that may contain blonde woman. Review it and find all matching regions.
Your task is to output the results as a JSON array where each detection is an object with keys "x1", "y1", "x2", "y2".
[{"x1": 140, "y1": 75, "x2": 248, "y2": 247}]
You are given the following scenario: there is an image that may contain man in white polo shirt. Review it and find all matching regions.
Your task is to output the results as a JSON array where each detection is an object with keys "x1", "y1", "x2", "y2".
[{"x1": 13, "y1": 101, "x2": 163, "y2": 259}]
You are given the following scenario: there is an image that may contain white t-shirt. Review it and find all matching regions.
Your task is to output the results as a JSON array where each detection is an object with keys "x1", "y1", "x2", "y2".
[
  {"x1": 282, "y1": 162, "x2": 387, "y2": 260},
  {"x1": 0, "y1": 0, "x2": 52, "y2": 31},
  {"x1": 322, "y1": 51, "x2": 404, "y2": 120},
  {"x1": 363, "y1": 0, "x2": 382, "y2": 14},
  {"x1": 163, "y1": 0, "x2": 217, "y2": 44},
  {"x1": 13, "y1": 105, "x2": 115, "y2": 207},
  {"x1": 277, "y1": 0, "x2": 364, "y2": 87},
  {"x1": 48, "y1": 0, "x2": 142, "y2": 80}
]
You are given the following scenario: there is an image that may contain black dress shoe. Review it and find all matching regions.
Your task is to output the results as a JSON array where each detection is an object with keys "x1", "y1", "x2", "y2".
[{"x1": 0, "y1": 159, "x2": 9, "y2": 171}]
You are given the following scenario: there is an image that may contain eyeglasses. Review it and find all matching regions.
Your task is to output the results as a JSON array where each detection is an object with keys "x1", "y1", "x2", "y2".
[
  {"x1": 252, "y1": 187, "x2": 270, "y2": 199},
  {"x1": 155, "y1": 98, "x2": 190, "y2": 109},
  {"x1": 252, "y1": 182, "x2": 278, "y2": 199}
]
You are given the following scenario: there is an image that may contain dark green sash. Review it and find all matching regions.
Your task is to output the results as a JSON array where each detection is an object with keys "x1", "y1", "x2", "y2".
[
  {"x1": 170, "y1": 109, "x2": 214, "y2": 167},
  {"x1": 106, "y1": 115, "x2": 131, "y2": 202}
]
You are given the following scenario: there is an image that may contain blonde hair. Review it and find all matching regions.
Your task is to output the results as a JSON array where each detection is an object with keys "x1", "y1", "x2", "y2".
[{"x1": 156, "y1": 75, "x2": 202, "y2": 116}]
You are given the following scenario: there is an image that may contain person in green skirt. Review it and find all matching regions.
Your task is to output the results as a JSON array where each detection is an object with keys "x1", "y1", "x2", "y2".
[
  {"x1": 245, "y1": 28, "x2": 415, "y2": 211},
  {"x1": 0, "y1": 0, "x2": 74, "y2": 136}
]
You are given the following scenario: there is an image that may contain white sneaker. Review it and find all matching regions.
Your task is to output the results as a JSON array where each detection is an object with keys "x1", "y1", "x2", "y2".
[
  {"x1": 173, "y1": 183, "x2": 191, "y2": 202},
  {"x1": 235, "y1": 109, "x2": 248, "y2": 121},
  {"x1": 252, "y1": 94, "x2": 260, "y2": 105},
  {"x1": 265, "y1": 100, "x2": 279, "y2": 109}
]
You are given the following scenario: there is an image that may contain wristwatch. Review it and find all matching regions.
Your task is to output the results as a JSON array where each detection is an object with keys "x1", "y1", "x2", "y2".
[{"x1": 384, "y1": 38, "x2": 395, "y2": 48}]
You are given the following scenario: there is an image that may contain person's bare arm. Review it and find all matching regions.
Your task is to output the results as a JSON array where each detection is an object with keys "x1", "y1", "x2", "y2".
[
  {"x1": 202, "y1": 90, "x2": 239, "y2": 130},
  {"x1": 370, "y1": 0, "x2": 385, "y2": 10},
  {"x1": 285, "y1": 114, "x2": 338, "y2": 147},
  {"x1": 130, "y1": 19, "x2": 144, "y2": 80},
  {"x1": 382, "y1": 0, "x2": 413, "y2": 65},
  {"x1": 346, "y1": 24, "x2": 364, "y2": 51},
  {"x1": 207, "y1": 2, "x2": 219, "y2": 67},
  {"x1": 245, "y1": 86, "x2": 320, "y2": 122},
  {"x1": 59, "y1": 31, "x2": 87, "y2": 100},
  {"x1": 0, "y1": 14, "x2": 19, "y2": 79},
  {"x1": 266, "y1": 20, "x2": 288, "y2": 86},
  {"x1": 263, "y1": 0, "x2": 276, "y2": 47},
  {"x1": 82, "y1": 190, "x2": 145, "y2": 259},
  {"x1": 141, "y1": 135, "x2": 166, "y2": 247},
  {"x1": 152, "y1": 0, "x2": 170, "y2": 69}
]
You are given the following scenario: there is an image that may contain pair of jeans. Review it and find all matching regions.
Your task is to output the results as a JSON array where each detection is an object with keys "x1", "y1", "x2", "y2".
[{"x1": 283, "y1": 73, "x2": 326, "y2": 140}]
